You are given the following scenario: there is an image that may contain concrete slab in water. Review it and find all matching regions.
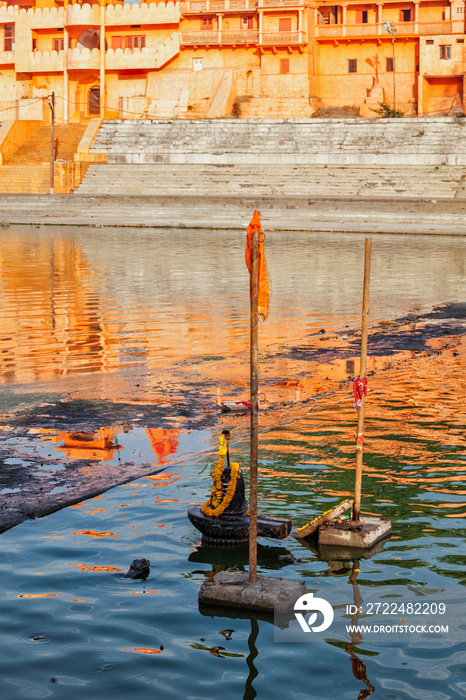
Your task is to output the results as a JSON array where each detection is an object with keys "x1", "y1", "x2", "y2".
[
  {"x1": 318, "y1": 517, "x2": 391, "y2": 548},
  {"x1": 199, "y1": 568, "x2": 307, "y2": 613}
]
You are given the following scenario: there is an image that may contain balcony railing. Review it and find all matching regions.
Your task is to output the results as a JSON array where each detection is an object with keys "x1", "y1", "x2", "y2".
[
  {"x1": 419, "y1": 20, "x2": 452, "y2": 34},
  {"x1": 0, "y1": 50, "x2": 14, "y2": 65},
  {"x1": 181, "y1": 29, "x2": 258, "y2": 43},
  {"x1": 260, "y1": 31, "x2": 303, "y2": 44},
  {"x1": 316, "y1": 20, "x2": 453, "y2": 38},
  {"x1": 257, "y1": 0, "x2": 304, "y2": 6},
  {"x1": 181, "y1": 0, "x2": 258, "y2": 12},
  {"x1": 106, "y1": 33, "x2": 179, "y2": 69}
]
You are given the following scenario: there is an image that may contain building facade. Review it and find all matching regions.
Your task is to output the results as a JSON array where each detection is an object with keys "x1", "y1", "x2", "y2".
[{"x1": 0, "y1": 0, "x2": 465, "y2": 121}]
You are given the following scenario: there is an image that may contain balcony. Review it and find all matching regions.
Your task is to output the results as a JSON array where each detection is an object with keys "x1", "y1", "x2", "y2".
[
  {"x1": 105, "y1": 1, "x2": 180, "y2": 26},
  {"x1": 316, "y1": 20, "x2": 453, "y2": 39},
  {"x1": 260, "y1": 30, "x2": 303, "y2": 44},
  {"x1": 67, "y1": 47, "x2": 100, "y2": 70},
  {"x1": 66, "y1": 3, "x2": 101, "y2": 26},
  {"x1": 106, "y1": 33, "x2": 179, "y2": 69},
  {"x1": 257, "y1": 0, "x2": 304, "y2": 5},
  {"x1": 181, "y1": 0, "x2": 258, "y2": 13},
  {"x1": 181, "y1": 29, "x2": 258, "y2": 43},
  {"x1": 0, "y1": 50, "x2": 14, "y2": 64}
]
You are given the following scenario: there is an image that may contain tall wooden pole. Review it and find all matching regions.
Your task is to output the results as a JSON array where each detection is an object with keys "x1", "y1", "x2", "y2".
[
  {"x1": 353, "y1": 238, "x2": 372, "y2": 521},
  {"x1": 249, "y1": 229, "x2": 259, "y2": 582},
  {"x1": 49, "y1": 92, "x2": 55, "y2": 195}
]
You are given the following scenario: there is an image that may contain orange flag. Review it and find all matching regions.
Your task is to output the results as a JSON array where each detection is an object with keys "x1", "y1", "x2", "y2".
[{"x1": 245, "y1": 210, "x2": 269, "y2": 321}]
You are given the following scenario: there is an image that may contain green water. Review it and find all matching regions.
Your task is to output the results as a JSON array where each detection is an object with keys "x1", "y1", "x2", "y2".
[{"x1": 0, "y1": 228, "x2": 465, "y2": 699}]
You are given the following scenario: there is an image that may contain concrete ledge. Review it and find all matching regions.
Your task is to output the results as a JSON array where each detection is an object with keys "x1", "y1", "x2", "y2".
[{"x1": 76, "y1": 118, "x2": 107, "y2": 163}]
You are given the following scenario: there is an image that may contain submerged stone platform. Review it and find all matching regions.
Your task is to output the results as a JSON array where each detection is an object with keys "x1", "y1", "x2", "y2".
[{"x1": 199, "y1": 568, "x2": 307, "y2": 613}]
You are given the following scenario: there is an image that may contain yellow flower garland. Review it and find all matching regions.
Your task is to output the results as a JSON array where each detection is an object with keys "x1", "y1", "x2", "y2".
[
  {"x1": 201, "y1": 462, "x2": 240, "y2": 518},
  {"x1": 201, "y1": 432, "x2": 241, "y2": 518}
]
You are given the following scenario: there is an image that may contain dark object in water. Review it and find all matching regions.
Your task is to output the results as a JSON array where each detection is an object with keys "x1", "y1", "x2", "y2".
[
  {"x1": 278, "y1": 553, "x2": 301, "y2": 564},
  {"x1": 124, "y1": 558, "x2": 150, "y2": 579}
]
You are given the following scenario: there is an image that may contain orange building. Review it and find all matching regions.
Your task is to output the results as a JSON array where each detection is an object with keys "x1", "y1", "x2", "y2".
[{"x1": 0, "y1": 0, "x2": 464, "y2": 121}]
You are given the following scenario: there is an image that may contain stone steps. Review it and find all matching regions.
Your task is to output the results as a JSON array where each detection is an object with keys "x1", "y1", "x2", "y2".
[
  {"x1": 90, "y1": 117, "x2": 466, "y2": 166},
  {"x1": 7, "y1": 124, "x2": 87, "y2": 165},
  {"x1": 76, "y1": 163, "x2": 466, "y2": 199},
  {"x1": 0, "y1": 164, "x2": 50, "y2": 194}
]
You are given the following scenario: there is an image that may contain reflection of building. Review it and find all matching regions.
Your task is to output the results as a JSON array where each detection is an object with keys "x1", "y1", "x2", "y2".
[
  {"x1": 38, "y1": 424, "x2": 127, "y2": 461},
  {"x1": 1, "y1": 0, "x2": 465, "y2": 121},
  {"x1": 0, "y1": 234, "x2": 120, "y2": 383},
  {"x1": 146, "y1": 428, "x2": 179, "y2": 464}
]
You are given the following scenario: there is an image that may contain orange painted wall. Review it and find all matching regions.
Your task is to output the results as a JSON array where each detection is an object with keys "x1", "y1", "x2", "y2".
[{"x1": 0, "y1": 0, "x2": 465, "y2": 119}]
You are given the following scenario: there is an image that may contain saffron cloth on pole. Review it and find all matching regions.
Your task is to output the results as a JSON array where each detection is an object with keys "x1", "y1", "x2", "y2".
[{"x1": 245, "y1": 210, "x2": 270, "y2": 321}]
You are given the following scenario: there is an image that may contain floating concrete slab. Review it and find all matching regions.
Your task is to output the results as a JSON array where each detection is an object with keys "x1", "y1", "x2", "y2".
[
  {"x1": 199, "y1": 568, "x2": 306, "y2": 613},
  {"x1": 318, "y1": 517, "x2": 391, "y2": 549}
]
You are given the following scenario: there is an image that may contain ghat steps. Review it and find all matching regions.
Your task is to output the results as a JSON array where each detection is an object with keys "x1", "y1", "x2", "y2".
[
  {"x1": 0, "y1": 164, "x2": 50, "y2": 194},
  {"x1": 6, "y1": 124, "x2": 86, "y2": 165},
  {"x1": 0, "y1": 123, "x2": 87, "y2": 194},
  {"x1": 90, "y1": 117, "x2": 466, "y2": 166},
  {"x1": 76, "y1": 162, "x2": 466, "y2": 199}
]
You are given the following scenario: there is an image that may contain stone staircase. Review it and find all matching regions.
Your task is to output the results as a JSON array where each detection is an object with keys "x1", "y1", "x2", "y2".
[
  {"x1": 90, "y1": 117, "x2": 466, "y2": 166},
  {"x1": 74, "y1": 116, "x2": 466, "y2": 199},
  {"x1": 0, "y1": 164, "x2": 50, "y2": 194},
  {"x1": 0, "y1": 123, "x2": 87, "y2": 194},
  {"x1": 76, "y1": 162, "x2": 466, "y2": 199}
]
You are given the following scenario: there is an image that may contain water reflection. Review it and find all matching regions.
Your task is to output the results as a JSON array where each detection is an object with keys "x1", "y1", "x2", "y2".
[{"x1": 0, "y1": 228, "x2": 464, "y2": 388}]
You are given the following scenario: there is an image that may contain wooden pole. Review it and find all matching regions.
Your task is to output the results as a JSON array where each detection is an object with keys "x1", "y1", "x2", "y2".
[
  {"x1": 249, "y1": 229, "x2": 259, "y2": 582},
  {"x1": 353, "y1": 238, "x2": 372, "y2": 521},
  {"x1": 49, "y1": 92, "x2": 55, "y2": 195}
]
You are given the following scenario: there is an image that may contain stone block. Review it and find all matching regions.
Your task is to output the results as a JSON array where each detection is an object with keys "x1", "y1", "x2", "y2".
[
  {"x1": 318, "y1": 517, "x2": 391, "y2": 549},
  {"x1": 199, "y1": 569, "x2": 306, "y2": 613}
]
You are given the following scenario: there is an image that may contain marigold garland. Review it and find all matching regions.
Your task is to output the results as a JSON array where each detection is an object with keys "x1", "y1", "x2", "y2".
[
  {"x1": 201, "y1": 432, "x2": 241, "y2": 518},
  {"x1": 201, "y1": 462, "x2": 240, "y2": 518}
]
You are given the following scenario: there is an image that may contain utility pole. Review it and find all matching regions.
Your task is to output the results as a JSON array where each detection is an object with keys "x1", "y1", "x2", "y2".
[
  {"x1": 48, "y1": 92, "x2": 55, "y2": 194},
  {"x1": 383, "y1": 22, "x2": 396, "y2": 110}
]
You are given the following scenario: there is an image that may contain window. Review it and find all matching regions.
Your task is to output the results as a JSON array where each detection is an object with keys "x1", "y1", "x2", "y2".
[
  {"x1": 279, "y1": 18, "x2": 292, "y2": 31},
  {"x1": 4, "y1": 24, "x2": 14, "y2": 52},
  {"x1": 280, "y1": 58, "x2": 290, "y2": 73},
  {"x1": 362, "y1": 10, "x2": 368, "y2": 23},
  {"x1": 125, "y1": 35, "x2": 146, "y2": 50},
  {"x1": 356, "y1": 10, "x2": 368, "y2": 23},
  {"x1": 400, "y1": 9, "x2": 411, "y2": 21},
  {"x1": 386, "y1": 56, "x2": 394, "y2": 72},
  {"x1": 242, "y1": 16, "x2": 253, "y2": 29},
  {"x1": 440, "y1": 44, "x2": 451, "y2": 59},
  {"x1": 426, "y1": 39, "x2": 434, "y2": 45},
  {"x1": 53, "y1": 38, "x2": 64, "y2": 52},
  {"x1": 348, "y1": 58, "x2": 357, "y2": 73},
  {"x1": 193, "y1": 57, "x2": 203, "y2": 71},
  {"x1": 201, "y1": 17, "x2": 214, "y2": 30},
  {"x1": 32, "y1": 38, "x2": 37, "y2": 51},
  {"x1": 457, "y1": 38, "x2": 464, "y2": 44}
]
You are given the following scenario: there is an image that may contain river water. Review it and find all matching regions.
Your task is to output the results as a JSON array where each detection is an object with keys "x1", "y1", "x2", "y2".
[{"x1": 0, "y1": 226, "x2": 465, "y2": 699}]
